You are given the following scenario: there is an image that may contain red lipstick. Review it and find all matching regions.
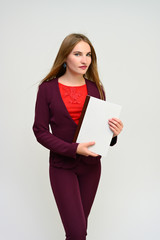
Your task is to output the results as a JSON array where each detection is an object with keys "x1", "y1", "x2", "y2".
[{"x1": 79, "y1": 66, "x2": 87, "y2": 70}]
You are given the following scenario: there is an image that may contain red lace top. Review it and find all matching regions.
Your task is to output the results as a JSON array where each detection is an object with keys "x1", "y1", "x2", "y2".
[{"x1": 58, "y1": 82, "x2": 88, "y2": 124}]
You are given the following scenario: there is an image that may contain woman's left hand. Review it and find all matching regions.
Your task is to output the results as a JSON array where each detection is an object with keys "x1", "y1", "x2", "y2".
[{"x1": 108, "y1": 118, "x2": 123, "y2": 137}]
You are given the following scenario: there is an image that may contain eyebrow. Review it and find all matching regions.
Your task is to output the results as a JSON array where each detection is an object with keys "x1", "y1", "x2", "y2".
[{"x1": 73, "y1": 51, "x2": 91, "y2": 54}]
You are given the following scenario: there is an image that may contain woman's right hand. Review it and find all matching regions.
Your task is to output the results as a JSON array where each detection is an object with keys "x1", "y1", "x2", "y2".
[{"x1": 76, "y1": 142, "x2": 98, "y2": 157}]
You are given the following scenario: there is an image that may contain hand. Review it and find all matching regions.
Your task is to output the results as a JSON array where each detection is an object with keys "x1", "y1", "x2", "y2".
[
  {"x1": 108, "y1": 118, "x2": 123, "y2": 137},
  {"x1": 76, "y1": 142, "x2": 98, "y2": 157}
]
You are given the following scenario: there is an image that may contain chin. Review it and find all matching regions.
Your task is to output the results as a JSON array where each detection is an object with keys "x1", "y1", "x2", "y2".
[
  {"x1": 73, "y1": 71, "x2": 87, "y2": 75},
  {"x1": 78, "y1": 69, "x2": 88, "y2": 74}
]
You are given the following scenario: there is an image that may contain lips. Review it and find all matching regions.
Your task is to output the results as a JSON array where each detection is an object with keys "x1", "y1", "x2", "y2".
[{"x1": 79, "y1": 66, "x2": 87, "y2": 70}]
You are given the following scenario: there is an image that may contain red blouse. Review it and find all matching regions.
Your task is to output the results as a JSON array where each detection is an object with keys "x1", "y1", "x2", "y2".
[{"x1": 58, "y1": 82, "x2": 88, "y2": 124}]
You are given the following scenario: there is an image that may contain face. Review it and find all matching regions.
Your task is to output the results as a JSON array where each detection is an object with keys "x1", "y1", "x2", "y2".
[{"x1": 65, "y1": 41, "x2": 92, "y2": 76}]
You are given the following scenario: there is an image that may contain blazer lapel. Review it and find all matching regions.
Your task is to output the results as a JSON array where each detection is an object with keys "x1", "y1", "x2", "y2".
[{"x1": 85, "y1": 79, "x2": 100, "y2": 99}]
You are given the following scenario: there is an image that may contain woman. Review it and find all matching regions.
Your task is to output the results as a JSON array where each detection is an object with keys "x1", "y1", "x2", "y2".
[{"x1": 33, "y1": 33, "x2": 123, "y2": 240}]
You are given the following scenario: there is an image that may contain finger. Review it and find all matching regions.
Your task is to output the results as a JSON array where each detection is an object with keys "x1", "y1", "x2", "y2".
[
  {"x1": 85, "y1": 142, "x2": 98, "y2": 157},
  {"x1": 109, "y1": 118, "x2": 123, "y2": 126},
  {"x1": 109, "y1": 123, "x2": 122, "y2": 132},
  {"x1": 108, "y1": 120, "x2": 123, "y2": 130},
  {"x1": 109, "y1": 122, "x2": 122, "y2": 134},
  {"x1": 109, "y1": 126, "x2": 119, "y2": 136},
  {"x1": 86, "y1": 150, "x2": 99, "y2": 157},
  {"x1": 110, "y1": 118, "x2": 122, "y2": 123},
  {"x1": 108, "y1": 122, "x2": 120, "y2": 132},
  {"x1": 85, "y1": 141, "x2": 95, "y2": 147},
  {"x1": 109, "y1": 119, "x2": 121, "y2": 127}
]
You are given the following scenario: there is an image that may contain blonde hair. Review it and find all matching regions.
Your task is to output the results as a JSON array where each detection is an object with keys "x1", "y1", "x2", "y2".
[{"x1": 41, "y1": 33, "x2": 105, "y2": 99}]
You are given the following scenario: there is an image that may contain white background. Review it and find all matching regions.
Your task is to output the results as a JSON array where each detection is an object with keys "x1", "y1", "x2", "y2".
[{"x1": 1, "y1": 0, "x2": 160, "y2": 239}]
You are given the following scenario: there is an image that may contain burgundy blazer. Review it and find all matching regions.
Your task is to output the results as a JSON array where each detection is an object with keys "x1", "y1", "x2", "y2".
[{"x1": 32, "y1": 78, "x2": 117, "y2": 169}]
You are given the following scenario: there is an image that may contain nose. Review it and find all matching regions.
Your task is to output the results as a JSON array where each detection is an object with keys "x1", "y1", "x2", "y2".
[{"x1": 80, "y1": 55, "x2": 87, "y2": 64}]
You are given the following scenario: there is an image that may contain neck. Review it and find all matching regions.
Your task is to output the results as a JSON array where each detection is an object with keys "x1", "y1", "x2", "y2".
[{"x1": 59, "y1": 71, "x2": 85, "y2": 86}]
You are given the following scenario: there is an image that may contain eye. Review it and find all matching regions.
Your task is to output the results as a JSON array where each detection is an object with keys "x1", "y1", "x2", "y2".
[
  {"x1": 74, "y1": 53, "x2": 80, "y2": 56},
  {"x1": 87, "y1": 53, "x2": 91, "y2": 57}
]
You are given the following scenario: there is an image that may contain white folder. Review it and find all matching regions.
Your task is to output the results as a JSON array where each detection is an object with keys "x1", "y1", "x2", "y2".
[{"x1": 74, "y1": 95, "x2": 122, "y2": 157}]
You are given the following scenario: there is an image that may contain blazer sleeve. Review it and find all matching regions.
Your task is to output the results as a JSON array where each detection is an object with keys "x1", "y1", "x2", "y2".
[
  {"x1": 110, "y1": 136, "x2": 117, "y2": 146},
  {"x1": 32, "y1": 83, "x2": 79, "y2": 158},
  {"x1": 102, "y1": 87, "x2": 117, "y2": 146}
]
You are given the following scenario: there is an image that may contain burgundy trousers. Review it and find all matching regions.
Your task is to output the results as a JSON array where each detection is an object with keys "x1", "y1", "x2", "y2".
[{"x1": 49, "y1": 158, "x2": 101, "y2": 240}]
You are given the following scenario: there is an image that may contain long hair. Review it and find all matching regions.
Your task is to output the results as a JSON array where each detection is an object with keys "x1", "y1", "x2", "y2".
[{"x1": 41, "y1": 33, "x2": 105, "y2": 99}]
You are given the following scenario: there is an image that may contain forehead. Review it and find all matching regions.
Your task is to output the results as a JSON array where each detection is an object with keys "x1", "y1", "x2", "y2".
[{"x1": 72, "y1": 41, "x2": 91, "y2": 52}]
